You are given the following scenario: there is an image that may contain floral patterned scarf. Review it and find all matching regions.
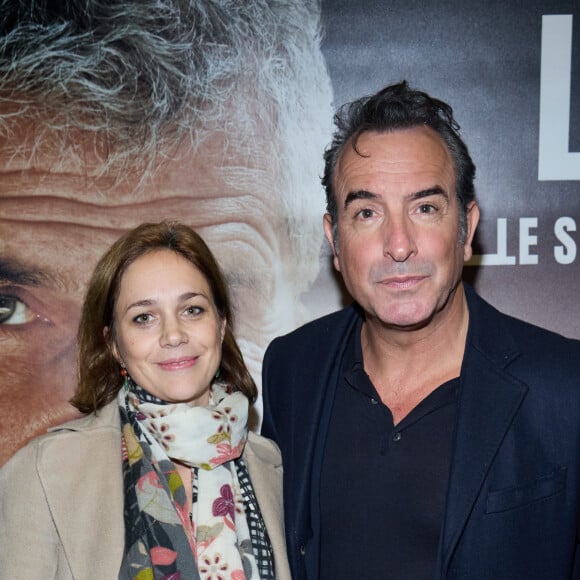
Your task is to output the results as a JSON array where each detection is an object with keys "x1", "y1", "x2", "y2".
[{"x1": 118, "y1": 380, "x2": 261, "y2": 580}]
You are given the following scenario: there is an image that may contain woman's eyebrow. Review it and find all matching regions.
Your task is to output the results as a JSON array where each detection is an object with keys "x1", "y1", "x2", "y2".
[{"x1": 123, "y1": 293, "x2": 207, "y2": 314}]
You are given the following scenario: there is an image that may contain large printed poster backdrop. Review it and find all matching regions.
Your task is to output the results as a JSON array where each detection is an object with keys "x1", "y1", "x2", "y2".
[
  {"x1": 0, "y1": 0, "x2": 334, "y2": 467},
  {"x1": 0, "y1": 0, "x2": 578, "y2": 467}
]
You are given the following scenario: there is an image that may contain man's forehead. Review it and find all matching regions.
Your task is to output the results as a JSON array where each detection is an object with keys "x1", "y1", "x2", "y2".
[
  {"x1": 344, "y1": 127, "x2": 451, "y2": 163},
  {"x1": 0, "y1": 126, "x2": 289, "y2": 298},
  {"x1": 0, "y1": 140, "x2": 286, "y2": 234},
  {"x1": 335, "y1": 127, "x2": 455, "y2": 194},
  {"x1": 1, "y1": 131, "x2": 279, "y2": 194},
  {"x1": 0, "y1": 134, "x2": 275, "y2": 279}
]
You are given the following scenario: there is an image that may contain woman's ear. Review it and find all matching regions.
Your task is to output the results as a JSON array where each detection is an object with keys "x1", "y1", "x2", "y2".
[{"x1": 220, "y1": 318, "x2": 226, "y2": 343}]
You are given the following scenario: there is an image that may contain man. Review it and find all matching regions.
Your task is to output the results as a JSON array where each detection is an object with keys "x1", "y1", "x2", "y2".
[
  {"x1": 0, "y1": 0, "x2": 333, "y2": 466},
  {"x1": 262, "y1": 81, "x2": 580, "y2": 579}
]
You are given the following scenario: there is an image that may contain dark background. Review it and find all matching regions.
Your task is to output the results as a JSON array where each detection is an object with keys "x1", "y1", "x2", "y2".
[{"x1": 319, "y1": 0, "x2": 580, "y2": 338}]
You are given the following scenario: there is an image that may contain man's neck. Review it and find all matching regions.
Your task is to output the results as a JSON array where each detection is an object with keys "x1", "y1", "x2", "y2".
[{"x1": 361, "y1": 284, "x2": 470, "y2": 424}]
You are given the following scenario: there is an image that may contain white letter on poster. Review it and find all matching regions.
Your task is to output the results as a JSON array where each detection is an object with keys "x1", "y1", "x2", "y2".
[
  {"x1": 554, "y1": 216, "x2": 577, "y2": 264},
  {"x1": 538, "y1": 15, "x2": 580, "y2": 180},
  {"x1": 469, "y1": 218, "x2": 517, "y2": 266},
  {"x1": 519, "y1": 218, "x2": 539, "y2": 264}
]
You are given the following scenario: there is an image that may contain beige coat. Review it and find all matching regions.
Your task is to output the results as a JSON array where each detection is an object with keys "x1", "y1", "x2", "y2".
[{"x1": 0, "y1": 401, "x2": 290, "y2": 579}]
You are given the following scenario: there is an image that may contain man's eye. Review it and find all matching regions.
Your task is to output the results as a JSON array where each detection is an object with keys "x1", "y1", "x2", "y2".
[
  {"x1": 418, "y1": 204, "x2": 437, "y2": 214},
  {"x1": 0, "y1": 294, "x2": 36, "y2": 325},
  {"x1": 356, "y1": 208, "x2": 375, "y2": 219}
]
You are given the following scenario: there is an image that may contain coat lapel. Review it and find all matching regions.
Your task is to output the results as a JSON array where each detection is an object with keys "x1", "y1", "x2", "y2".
[
  {"x1": 38, "y1": 403, "x2": 125, "y2": 579},
  {"x1": 243, "y1": 432, "x2": 292, "y2": 580},
  {"x1": 438, "y1": 287, "x2": 529, "y2": 577}
]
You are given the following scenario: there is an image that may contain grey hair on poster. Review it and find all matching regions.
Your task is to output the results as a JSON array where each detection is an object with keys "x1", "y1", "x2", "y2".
[{"x1": 0, "y1": 0, "x2": 333, "y2": 279}]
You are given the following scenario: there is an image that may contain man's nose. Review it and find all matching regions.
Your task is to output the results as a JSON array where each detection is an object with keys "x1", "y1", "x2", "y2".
[{"x1": 382, "y1": 214, "x2": 417, "y2": 262}]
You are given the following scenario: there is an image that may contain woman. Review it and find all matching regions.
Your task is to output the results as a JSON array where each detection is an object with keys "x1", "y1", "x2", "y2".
[{"x1": 0, "y1": 222, "x2": 290, "y2": 580}]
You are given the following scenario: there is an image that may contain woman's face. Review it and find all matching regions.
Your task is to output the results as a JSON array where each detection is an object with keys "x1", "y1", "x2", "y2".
[{"x1": 110, "y1": 249, "x2": 225, "y2": 406}]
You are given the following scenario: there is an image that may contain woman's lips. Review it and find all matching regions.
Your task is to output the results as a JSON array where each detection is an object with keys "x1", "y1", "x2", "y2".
[{"x1": 157, "y1": 356, "x2": 198, "y2": 371}]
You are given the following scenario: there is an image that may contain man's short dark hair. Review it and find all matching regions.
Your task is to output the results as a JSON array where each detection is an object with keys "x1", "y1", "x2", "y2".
[{"x1": 322, "y1": 81, "x2": 476, "y2": 241}]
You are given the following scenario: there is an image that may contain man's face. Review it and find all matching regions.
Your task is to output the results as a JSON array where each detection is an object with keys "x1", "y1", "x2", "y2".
[
  {"x1": 324, "y1": 126, "x2": 479, "y2": 331},
  {"x1": 0, "y1": 128, "x2": 302, "y2": 465}
]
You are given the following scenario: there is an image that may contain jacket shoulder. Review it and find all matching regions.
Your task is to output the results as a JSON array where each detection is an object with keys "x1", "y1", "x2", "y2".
[
  {"x1": 466, "y1": 285, "x2": 580, "y2": 392},
  {"x1": 266, "y1": 305, "x2": 359, "y2": 355},
  {"x1": 47, "y1": 399, "x2": 120, "y2": 434},
  {"x1": 245, "y1": 431, "x2": 282, "y2": 467},
  {"x1": 467, "y1": 286, "x2": 580, "y2": 356},
  {"x1": 1, "y1": 402, "x2": 119, "y2": 473}
]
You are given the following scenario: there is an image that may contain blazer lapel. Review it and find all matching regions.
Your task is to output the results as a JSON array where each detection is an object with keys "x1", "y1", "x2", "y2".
[{"x1": 438, "y1": 287, "x2": 529, "y2": 577}]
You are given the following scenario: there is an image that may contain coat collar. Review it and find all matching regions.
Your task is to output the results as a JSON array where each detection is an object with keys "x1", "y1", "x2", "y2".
[{"x1": 437, "y1": 285, "x2": 529, "y2": 576}]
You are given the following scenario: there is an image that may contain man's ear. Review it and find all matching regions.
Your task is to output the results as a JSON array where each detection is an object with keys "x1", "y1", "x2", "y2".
[
  {"x1": 463, "y1": 201, "x2": 480, "y2": 262},
  {"x1": 323, "y1": 213, "x2": 341, "y2": 272}
]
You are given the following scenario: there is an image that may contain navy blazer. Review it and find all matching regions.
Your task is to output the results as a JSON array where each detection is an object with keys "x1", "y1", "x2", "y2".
[{"x1": 262, "y1": 284, "x2": 580, "y2": 579}]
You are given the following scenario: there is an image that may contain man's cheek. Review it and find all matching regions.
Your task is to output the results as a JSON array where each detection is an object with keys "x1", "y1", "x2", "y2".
[
  {"x1": 0, "y1": 330, "x2": 78, "y2": 414},
  {"x1": 0, "y1": 351, "x2": 80, "y2": 466},
  {"x1": 3, "y1": 330, "x2": 76, "y2": 383}
]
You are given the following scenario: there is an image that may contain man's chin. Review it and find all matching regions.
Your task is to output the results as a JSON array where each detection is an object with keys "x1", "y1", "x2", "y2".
[{"x1": 368, "y1": 302, "x2": 436, "y2": 331}]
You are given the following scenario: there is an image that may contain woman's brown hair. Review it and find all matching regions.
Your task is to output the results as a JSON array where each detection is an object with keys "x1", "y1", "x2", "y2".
[{"x1": 71, "y1": 221, "x2": 257, "y2": 413}]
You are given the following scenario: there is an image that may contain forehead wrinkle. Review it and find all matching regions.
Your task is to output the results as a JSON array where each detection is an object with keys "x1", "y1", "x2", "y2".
[
  {"x1": 0, "y1": 134, "x2": 281, "y2": 199},
  {"x1": 0, "y1": 193, "x2": 273, "y2": 236},
  {"x1": 0, "y1": 215, "x2": 128, "y2": 242}
]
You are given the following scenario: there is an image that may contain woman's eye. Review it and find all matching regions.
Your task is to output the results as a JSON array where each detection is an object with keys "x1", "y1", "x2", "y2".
[
  {"x1": 185, "y1": 305, "x2": 203, "y2": 316},
  {"x1": 0, "y1": 294, "x2": 36, "y2": 325},
  {"x1": 134, "y1": 313, "x2": 153, "y2": 324}
]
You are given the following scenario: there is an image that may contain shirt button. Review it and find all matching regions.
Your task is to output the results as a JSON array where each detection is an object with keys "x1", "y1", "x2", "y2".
[
  {"x1": 299, "y1": 544, "x2": 306, "y2": 556},
  {"x1": 370, "y1": 398, "x2": 378, "y2": 405},
  {"x1": 392, "y1": 431, "x2": 401, "y2": 442}
]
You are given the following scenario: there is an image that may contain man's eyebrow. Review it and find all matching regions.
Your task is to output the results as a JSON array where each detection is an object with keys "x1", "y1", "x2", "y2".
[
  {"x1": 344, "y1": 186, "x2": 448, "y2": 210},
  {"x1": 412, "y1": 186, "x2": 448, "y2": 200},
  {"x1": 344, "y1": 190, "x2": 378, "y2": 210},
  {"x1": 0, "y1": 258, "x2": 45, "y2": 286}
]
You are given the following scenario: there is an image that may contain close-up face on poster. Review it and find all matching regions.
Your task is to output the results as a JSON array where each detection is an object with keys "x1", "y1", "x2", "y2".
[{"x1": 0, "y1": 0, "x2": 578, "y2": 469}]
